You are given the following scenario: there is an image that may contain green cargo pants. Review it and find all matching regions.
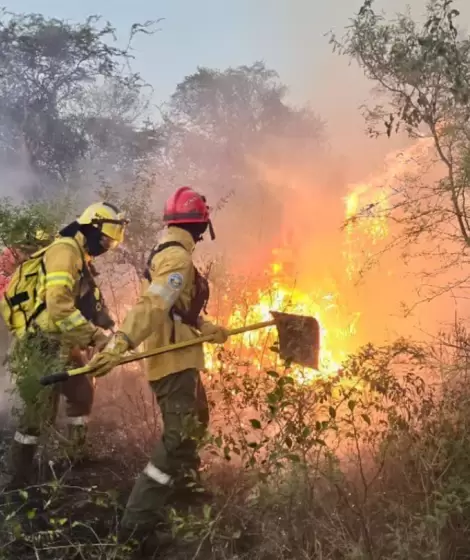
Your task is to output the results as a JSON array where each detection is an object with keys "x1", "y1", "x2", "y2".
[{"x1": 121, "y1": 368, "x2": 209, "y2": 530}]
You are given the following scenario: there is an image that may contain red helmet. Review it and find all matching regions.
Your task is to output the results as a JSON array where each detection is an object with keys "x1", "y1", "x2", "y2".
[{"x1": 163, "y1": 186, "x2": 215, "y2": 239}]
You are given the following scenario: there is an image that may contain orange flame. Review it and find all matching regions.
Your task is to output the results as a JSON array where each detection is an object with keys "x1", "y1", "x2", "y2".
[
  {"x1": 204, "y1": 141, "x2": 435, "y2": 383},
  {"x1": 205, "y1": 247, "x2": 362, "y2": 384}
]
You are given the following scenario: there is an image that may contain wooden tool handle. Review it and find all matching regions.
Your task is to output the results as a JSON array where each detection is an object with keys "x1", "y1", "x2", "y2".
[
  {"x1": 40, "y1": 319, "x2": 276, "y2": 384},
  {"x1": 105, "y1": 319, "x2": 276, "y2": 366}
]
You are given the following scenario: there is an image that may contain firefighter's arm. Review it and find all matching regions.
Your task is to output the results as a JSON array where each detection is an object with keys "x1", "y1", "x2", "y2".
[
  {"x1": 86, "y1": 248, "x2": 192, "y2": 378},
  {"x1": 43, "y1": 244, "x2": 106, "y2": 349},
  {"x1": 119, "y1": 249, "x2": 192, "y2": 348}
]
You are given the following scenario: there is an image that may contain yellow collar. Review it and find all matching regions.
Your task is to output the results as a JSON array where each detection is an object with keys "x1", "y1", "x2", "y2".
[
  {"x1": 55, "y1": 231, "x2": 92, "y2": 262},
  {"x1": 161, "y1": 227, "x2": 195, "y2": 253}
]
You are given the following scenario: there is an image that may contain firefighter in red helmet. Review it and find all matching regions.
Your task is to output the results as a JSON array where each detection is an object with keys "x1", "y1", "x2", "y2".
[{"x1": 87, "y1": 186, "x2": 228, "y2": 541}]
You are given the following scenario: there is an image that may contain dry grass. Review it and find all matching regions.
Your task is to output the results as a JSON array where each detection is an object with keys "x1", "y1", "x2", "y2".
[{"x1": 1, "y1": 332, "x2": 470, "y2": 559}]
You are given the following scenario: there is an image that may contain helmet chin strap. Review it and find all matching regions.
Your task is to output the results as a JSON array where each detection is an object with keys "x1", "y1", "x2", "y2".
[
  {"x1": 195, "y1": 221, "x2": 215, "y2": 242},
  {"x1": 208, "y1": 220, "x2": 215, "y2": 240},
  {"x1": 80, "y1": 224, "x2": 108, "y2": 257}
]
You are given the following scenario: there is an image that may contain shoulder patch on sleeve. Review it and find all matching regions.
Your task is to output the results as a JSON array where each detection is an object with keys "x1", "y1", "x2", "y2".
[{"x1": 167, "y1": 272, "x2": 184, "y2": 290}]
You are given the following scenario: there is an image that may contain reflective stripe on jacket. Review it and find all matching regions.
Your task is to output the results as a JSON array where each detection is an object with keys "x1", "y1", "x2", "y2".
[{"x1": 34, "y1": 233, "x2": 99, "y2": 349}]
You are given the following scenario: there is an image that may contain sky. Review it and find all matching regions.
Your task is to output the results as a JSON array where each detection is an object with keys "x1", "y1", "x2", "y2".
[{"x1": 9, "y1": 0, "x2": 470, "y2": 181}]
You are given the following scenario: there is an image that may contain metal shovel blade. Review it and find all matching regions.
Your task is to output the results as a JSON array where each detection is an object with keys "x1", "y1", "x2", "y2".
[{"x1": 271, "y1": 311, "x2": 320, "y2": 370}]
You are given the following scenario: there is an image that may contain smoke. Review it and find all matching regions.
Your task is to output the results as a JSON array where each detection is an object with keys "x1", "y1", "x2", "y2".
[
  {"x1": 0, "y1": 118, "x2": 45, "y2": 202},
  {"x1": 193, "y1": 101, "x2": 470, "y2": 360},
  {"x1": 1, "y1": 0, "x2": 470, "y2": 427}
]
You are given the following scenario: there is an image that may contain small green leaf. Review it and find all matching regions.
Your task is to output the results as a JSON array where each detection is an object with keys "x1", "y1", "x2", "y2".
[
  {"x1": 267, "y1": 370, "x2": 279, "y2": 378},
  {"x1": 107, "y1": 489, "x2": 119, "y2": 501},
  {"x1": 329, "y1": 406, "x2": 336, "y2": 419},
  {"x1": 12, "y1": 522, "x2": 22, "y2": 539},
  {"x1": 286, "y1": 453, "x2": 300, "y2": 463},
  {"x1": 348, "y1": 400, "x2": 356, "y2": 412},
  {"x1": 361, "y1": 413, "x2": 371, "y2": 425},
  {"x1": 285, "y1": 436, "x2": 293, "y2": 448},
  {"x1": 203, "y1": 504, "x2": 211, "y2": 520},
  {"x1": 19, "y1": 489, "x2": 28, "y2": 500},
  {"x1": 250, "y1": 419, "x2": 262, "y2": 429},
  {"x1": 27, "y1": 509, "x2": 36, "y2": 520},
  {"x1": 302, "y1": 426, "x2": 312, "y2": 438},
  {"x1": 267, "y1": 391, "x2": 279, "y2": 404}
]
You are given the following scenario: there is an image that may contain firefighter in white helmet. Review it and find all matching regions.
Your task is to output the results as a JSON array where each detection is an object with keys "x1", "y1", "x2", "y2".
[{"x1": 1, "y1": 202, "x2": 128, "y2": 488}]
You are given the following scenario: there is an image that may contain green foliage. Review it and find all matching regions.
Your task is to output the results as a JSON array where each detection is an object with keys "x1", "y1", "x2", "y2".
[
  {"x1": 189, "y1": 335, "x2": 470, "y2": 559},
  {"x1": 3, "y1": 334, "x2": 470, "y2": 559},
  {"x1": 332, "y1": 0, "x2": 470, "y2": 139},
  {"x1": 0, "y1": 196, "x2": 70, "y2": 249},
  {"x1": 0, "y1": 479, "x2": 129, "y2": 559},
  {"x1": 7, "y1": 333, "x2": 65, "y2": 431},
  {"x1": 331, "y1": 0, "x2": 470, "y2": 300},
  {"x1": 0, "y1": 9, "x2": 157, "y2": 186}
]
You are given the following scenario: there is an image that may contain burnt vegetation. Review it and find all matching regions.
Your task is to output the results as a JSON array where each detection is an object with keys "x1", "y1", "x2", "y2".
[{"x1": 1, "y1": 1, "x2": 470, "y2": 559}]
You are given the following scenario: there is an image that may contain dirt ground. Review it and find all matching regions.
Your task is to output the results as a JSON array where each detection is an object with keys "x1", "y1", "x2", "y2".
[{"x1": 0, "y1": 401, "x2": 228, "y2": 559}]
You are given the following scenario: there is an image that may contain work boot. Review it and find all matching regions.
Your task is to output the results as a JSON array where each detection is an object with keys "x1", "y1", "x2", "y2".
[
  {"x1": 117, "y1": 522, "x2": 174, "y2": 555},
  {"x1": 5, "y1": 439, "x2": 37, "y2": 489},
  {"x1": 121, "y1": 471, "x2": 173, "y2": 533}
]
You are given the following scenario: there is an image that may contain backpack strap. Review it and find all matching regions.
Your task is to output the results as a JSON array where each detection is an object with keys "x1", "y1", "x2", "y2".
[
  {"x1": 143, "y1": 241, "x2": 186, "y2": 282},
  {"x1": 143, "y1": 240, "x2": 193, "y2": 343}
]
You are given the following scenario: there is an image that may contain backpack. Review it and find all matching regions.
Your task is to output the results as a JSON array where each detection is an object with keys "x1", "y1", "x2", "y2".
[{"x1": 0, "y1": 237, "x2": 85, "y2": 338}]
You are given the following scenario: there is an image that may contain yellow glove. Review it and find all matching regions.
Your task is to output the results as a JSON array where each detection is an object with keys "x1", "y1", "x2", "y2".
[
  {"x1": 199, "y1": 321, "x2": 229, "y2": 344},
  {"x1": 87, "y1": 332, "x2": 131, "y2": 378}
]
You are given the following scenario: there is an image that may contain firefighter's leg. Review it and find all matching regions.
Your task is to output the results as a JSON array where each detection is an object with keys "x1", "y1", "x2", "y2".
[
  {"x1": 5, "y1": 332, "x2": 63, "y2": 487},
  {"x1": 121, "y1": 368, "x2": 206, "y2": 531},
  {"x1": 188, "y1": 374, "x2": 210, "y2": 490},
  {"x1": 174, "y1": 372, "x2": 210, "y2": 497},
  {"x1": 59, "y1": 373, "x2": 95, "y2": 461},
  {"x1": 7, "y1": 386, "x2": 59, "y2": 488},
  {"x1": 8, "y1": 431, "x2": 39, "y2": 488}
]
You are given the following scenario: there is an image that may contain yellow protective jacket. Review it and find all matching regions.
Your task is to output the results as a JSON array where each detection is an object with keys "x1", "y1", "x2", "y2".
[
  {"x1": 34, "y1": 232, "x2": 101, "y2": 349},
  {"x1": 119, "y1": 226, "x2": 209, "y2": 381}
]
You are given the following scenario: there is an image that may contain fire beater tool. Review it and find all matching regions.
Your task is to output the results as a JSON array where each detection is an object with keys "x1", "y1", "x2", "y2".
[{"x1": 39, "y1": 311, "x2": 320, "y2": 386}]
